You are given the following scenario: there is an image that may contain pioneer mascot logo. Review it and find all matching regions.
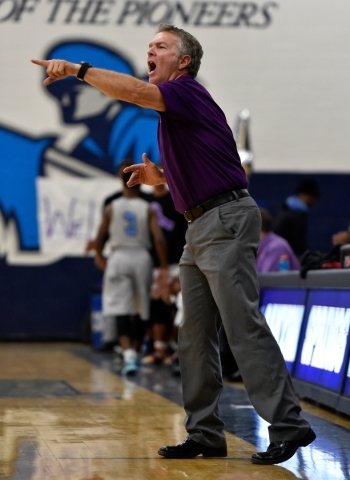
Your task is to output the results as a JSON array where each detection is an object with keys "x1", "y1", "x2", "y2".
[{"x1": 0, "y1": 40, "x2": 160, "y2": 253}]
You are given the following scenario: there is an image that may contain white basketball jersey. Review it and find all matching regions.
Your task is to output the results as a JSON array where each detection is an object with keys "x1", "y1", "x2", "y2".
[{"x1": 108, "y1": 197, "x2": 151, "y2": 250}]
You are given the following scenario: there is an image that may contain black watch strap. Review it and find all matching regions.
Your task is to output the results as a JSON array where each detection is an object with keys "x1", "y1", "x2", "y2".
[{"x1": 77, "y1": 61, "x2": 93, "y2": 81}]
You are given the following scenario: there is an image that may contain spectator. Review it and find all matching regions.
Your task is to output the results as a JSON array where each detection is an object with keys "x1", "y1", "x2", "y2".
[
  {"x1": 159, "y1": 275, "x2": 183, "y2": 376},
  {"x1": 332, "y1": 227, "x2": 350, "y2": 246},
  {"x1": 257, "y1": 208, "x2": 300, "y2": 272},
  {"x1": 273, "y1": 178, "x2": 320, "y2": 257},
  {"x1": 142, "y1": 183, "x2": 187, "y2": 365}
]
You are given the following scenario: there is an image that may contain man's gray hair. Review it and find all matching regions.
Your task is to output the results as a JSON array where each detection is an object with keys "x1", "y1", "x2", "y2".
[{"x1": 157, "y1": 24, "x2": 203, "y2": 78}]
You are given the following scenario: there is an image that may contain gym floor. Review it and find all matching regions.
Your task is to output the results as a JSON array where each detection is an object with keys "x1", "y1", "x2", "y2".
[{"x1": 0, "y1": 343, "x2": 349, "y2": 480}]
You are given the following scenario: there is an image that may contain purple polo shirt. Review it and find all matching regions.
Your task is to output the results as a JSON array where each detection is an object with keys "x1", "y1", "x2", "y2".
[
  {"x1": 257, "y1": 232, "x2": 300, "y2": 272},
  {"x1": 157, "y1": 75, "x2": 247, "y2": 213}
]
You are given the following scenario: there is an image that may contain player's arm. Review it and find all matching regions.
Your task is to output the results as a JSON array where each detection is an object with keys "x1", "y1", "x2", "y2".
[
  {"x1": 31, "y1": 59, "x2": 165, "y2": 112},
  {"x1": 94, "y1": 204, "x2": 112, "y2": 270},
  {"x1": 85, "y1": 198, "x2": 115, "y2": 254},
  {"x1": 148, "y1": 206, "x2": 167, "y2": 270}
]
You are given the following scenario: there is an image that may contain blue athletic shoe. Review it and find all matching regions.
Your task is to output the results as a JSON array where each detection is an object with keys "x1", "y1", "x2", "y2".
[{"x1": 121, "y1": 359, "x2": 138, "y2": 376}]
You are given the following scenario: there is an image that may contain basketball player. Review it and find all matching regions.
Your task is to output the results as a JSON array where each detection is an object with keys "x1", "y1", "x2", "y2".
[{"x1": 94, "y1": 164, "x2": 167, "y2": 375}]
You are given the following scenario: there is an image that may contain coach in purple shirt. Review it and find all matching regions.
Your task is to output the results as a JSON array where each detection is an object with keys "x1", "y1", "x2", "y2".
[
  {"x1": 257, "y1": 208, "x2": 300, "y2": 272},
  {"x1": 33, "y1": 24, "x2": 315, "y2": 465}
]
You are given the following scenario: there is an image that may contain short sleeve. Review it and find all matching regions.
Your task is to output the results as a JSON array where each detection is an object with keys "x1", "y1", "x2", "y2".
[{"x1": 157, "y1": 77, "x2": 200, "y2": 122}]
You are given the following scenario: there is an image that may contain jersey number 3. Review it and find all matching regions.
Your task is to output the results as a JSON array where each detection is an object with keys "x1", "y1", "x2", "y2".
[{"x1": 123, "y1": 211, "x2": 138, "y2": 236}]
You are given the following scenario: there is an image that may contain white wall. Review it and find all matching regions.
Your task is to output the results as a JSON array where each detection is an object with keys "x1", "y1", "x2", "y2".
[{"x1": 1, "y1": 0, "x2": 350, "y2": 172}]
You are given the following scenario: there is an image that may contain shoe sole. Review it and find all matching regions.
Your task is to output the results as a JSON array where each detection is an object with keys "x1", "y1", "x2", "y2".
[
  {"x1": 122, "y1": 370, "x2": 138, "y2": 376},
  {"x1": 121, "y1": 366, "x2": 138, "y2": 376},
  {"x1": 251, "y1": 429, "x2": 316, "y2": 465},
  {"x1": 158, "y1": 448, "x2": 227, "y2": 459}
]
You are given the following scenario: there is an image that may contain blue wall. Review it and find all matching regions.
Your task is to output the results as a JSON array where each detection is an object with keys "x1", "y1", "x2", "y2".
[
  {"x1": 0, "y1": 258, "x2": 102, "y2": 340},
  {"x1": 1, "y1": 172, "x2": 349, "y2": 340},
  {"x1": 249, "y1": 173, "x2": 350, "y2": 254}
]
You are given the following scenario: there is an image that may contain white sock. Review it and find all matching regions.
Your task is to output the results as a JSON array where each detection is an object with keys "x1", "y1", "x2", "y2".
[{"x1": 123, "y1": 348, "x2": 137, "y2": 362}]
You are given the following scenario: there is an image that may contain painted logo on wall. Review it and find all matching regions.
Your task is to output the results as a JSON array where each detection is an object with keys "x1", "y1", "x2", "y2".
[{"x1": 0, "y1": 40, "x2": 160, "y2": 262}]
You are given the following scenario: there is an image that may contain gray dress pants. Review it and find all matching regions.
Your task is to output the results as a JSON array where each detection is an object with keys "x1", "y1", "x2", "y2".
[{"x1": 178, "y1": 195, "x2": 311, "y2": 448}]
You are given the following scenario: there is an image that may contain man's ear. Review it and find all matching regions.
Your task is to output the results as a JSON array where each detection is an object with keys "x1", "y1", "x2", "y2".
[{"x1": 179, "y1": 54, "x2": 191, "y2": 71}]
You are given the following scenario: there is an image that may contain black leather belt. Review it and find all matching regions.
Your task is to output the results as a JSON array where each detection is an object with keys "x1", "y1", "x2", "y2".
[{"x1": 183, "y1": 189, "x2": 250, "y2": 223}]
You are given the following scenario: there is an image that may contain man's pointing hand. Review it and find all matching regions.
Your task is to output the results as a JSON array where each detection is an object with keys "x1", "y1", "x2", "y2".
[{"x1": 31, "y1": 59, "x2": 80, "y2": 86}]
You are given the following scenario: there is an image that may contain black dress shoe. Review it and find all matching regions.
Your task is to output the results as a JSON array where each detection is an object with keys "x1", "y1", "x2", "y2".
[
  {"x1": 251, "y1": 428, "x2": 316, "y2": 465},
  {"x1": 158, "y1": 437, "x2": 227, "y2": 458}
]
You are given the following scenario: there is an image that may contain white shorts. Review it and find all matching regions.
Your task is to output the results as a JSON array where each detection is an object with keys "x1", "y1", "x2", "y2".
[{"x1": 102, "y1": 248, "x2": 153, "y2": 320}]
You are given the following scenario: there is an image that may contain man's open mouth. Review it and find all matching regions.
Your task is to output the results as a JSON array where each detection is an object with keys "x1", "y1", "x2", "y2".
[{"x1": 148, "y1": 61, "x2": 156, "y2": 72}]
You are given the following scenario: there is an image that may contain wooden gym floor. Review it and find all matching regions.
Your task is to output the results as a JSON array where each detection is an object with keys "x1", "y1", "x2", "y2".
[{"x1": 0, "y1": 343, "x2": 349, "y2": 480}]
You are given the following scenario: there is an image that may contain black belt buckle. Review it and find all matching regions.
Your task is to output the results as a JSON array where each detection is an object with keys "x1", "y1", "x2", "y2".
[
  {"x1": 183, "y1": 210, "x2": 194, "y2": 223},
  {"x1": 184, "y1": 205, "x2": 204, "y2": 223}
]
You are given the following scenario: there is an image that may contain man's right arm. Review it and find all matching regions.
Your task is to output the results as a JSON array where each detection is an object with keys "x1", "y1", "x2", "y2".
[
  {"x1": 31, "y1": 59, "x2": 166, "y2": 112},
  {"x1": 85, "y1": 67, "x2": 166, "y2": 111}
]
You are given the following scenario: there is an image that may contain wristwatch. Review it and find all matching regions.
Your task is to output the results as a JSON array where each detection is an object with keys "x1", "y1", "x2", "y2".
[{"x1": 77, "y1": 61, "x2": 93, "y2": 81}]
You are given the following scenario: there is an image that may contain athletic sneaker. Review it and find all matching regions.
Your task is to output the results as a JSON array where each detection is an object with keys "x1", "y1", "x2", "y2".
[{"x1": 121, "y1": 358, "x2": 138, "y2": 376}]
